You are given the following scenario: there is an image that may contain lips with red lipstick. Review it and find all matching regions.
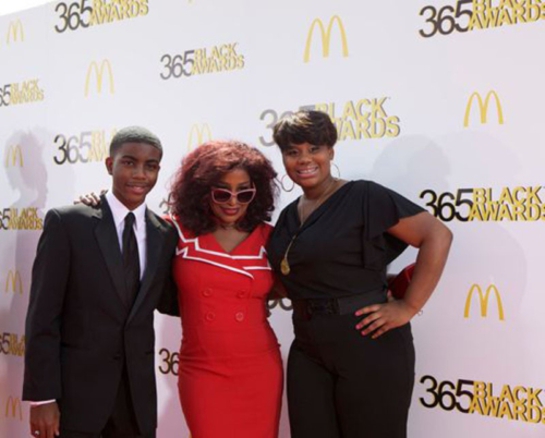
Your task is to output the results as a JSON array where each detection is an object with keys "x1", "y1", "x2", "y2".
[{"x1": 219, "y1": 205, "x2": 241, "y2": 216}]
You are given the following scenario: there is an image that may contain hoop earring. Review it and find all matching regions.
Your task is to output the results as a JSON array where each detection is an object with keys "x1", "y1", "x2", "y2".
[
  {"x1": 332, "y1": 162, "x2": 341, "y2": 179},
  {"x1": 279, "y1": 174, "x2": 295, "y2": 192}
]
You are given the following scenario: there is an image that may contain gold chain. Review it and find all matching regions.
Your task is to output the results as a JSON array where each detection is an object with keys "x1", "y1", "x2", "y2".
[{"x1": 280, "y1": 178, "x2": 338, "y2": 276}]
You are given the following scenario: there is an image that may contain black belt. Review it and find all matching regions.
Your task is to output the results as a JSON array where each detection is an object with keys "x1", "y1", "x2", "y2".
[{"x1": 292, "y1": 289, "x2": 386, "y2": 320}]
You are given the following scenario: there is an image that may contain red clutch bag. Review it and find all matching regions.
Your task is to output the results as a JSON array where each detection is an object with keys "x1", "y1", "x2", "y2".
[{"x1": 387, "y1": 263, "x2": 415, "y2": 299}]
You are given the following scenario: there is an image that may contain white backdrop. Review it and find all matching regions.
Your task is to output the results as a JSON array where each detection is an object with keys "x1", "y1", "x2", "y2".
[{"x1": 1, "y1": 1, "x2": 545, "y2": 437}]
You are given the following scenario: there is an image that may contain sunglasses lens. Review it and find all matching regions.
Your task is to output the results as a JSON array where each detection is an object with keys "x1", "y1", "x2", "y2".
[
  {"x1": 212, "y1": 190, "x2": 231, "y2": 203},
  {"x1": 237, "y1": 190, "x2": 255, "y2": 203}
]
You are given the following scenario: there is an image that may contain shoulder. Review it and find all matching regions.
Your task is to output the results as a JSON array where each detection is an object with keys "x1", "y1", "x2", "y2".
[
  {"x1": 275, "y1": 197, "x2": 298, "y2": 224},
  {"x1": 349, "y1": 179, "x2": 400, "y2": 200},
  {"x1": 147, "y1": 209, "x2": 176, "y2": 236},
  {"x1": 256, "y1": 222, "x2": 274, "y2": 240},
  {"x1": 148, "y1": 209, "x2": 171, "y2": 227},
  {"x1": 350, "y1": 179, "x2": 384, "y2": 193},
  {"x1": 163, "y1": 214, "x2": 197, "y2": 242},
  {"x1": 46, "y1": 203, "x2": 97, "y2": 222}
]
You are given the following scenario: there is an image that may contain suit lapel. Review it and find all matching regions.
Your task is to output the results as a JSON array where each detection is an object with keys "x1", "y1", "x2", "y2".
[
  {"x1": 94, "y1": 200, "x2": 128, "y2": 309},
  {"x1": 127, "y1": 209, "x2": 164, "y2": 322}
]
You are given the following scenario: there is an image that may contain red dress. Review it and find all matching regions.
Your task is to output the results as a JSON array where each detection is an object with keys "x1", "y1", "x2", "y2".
[{"x1": 171, "y1": 220, "x2": 283, "y2": 438}]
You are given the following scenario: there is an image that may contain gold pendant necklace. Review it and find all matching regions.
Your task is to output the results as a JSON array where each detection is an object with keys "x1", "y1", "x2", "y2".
[
  {"x1": 280, "y1": 178, "x2": 338, "y2": 276},
  {"x1": 280, "y1": 236, "x2": 296, "y2": 275}
]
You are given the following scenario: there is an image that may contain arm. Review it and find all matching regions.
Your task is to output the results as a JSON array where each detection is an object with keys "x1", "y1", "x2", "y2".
[
  {"x1": 356, "y1": 211, "x2": 453, "y2": 338},
  {"x1": 267, "y1": 274, "x2": 287, "y2": 300},
  {"x1": 156, "y1": 225, "x2": 180, "y2": 317},
  {"x1": 156, "y1": 271, "x2": 180, "y2": 317},
  {"x1": 23, "y1": 209, "x2": 71, "y2": 436}
]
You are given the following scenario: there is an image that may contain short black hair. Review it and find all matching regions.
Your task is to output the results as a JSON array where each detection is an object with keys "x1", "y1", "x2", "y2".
[
  {"x1": 273, "y1": 110, "x2": 338, "y2": 151},
  {"x1": 109, "y1": 126, "x2": 163, "y2": 157}
]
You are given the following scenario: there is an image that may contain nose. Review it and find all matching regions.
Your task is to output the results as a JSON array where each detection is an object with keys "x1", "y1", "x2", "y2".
[
  {"x1": 226, "y1": 194, "x2": 238, "y2": 206},
  {"x1": 132, "y1": 164, "x2": 146, "y2": 179},
  {"x1": 297, "y1": 151, "x2": 312, "y2": 164}
]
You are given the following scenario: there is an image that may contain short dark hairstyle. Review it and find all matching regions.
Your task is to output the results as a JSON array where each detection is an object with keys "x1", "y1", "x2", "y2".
[
  {"x1": 109, "y1": 126, "x2": 163, "y2": 157},
  {"x1": 273, "y1": 110, "x2": 338, "y2": 151},
  {"x1": 169, "y1": 140, "x2": 278, "y2": 235}
]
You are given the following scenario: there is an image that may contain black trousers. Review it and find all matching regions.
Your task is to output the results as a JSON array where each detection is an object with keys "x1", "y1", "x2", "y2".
[
  {"x1": 60, "y1": 366, "x2": 153, "y2": 438},
  {"x1": 287, "y1": 311, "x2": 415, "y2": 438}
]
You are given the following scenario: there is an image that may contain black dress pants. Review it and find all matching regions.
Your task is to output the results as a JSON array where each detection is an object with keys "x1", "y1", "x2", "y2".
[
  {"x1": 287, "y1": 311, "x2": 415, "y2": 438},
  {"x1": 60, "y1": 366, "x2": 153, "y2": 438}
]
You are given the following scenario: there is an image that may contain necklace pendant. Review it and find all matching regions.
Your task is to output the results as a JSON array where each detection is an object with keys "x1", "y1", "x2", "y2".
[{"x1": 280, "y1": 257, "x2": 290, "y2": 276}]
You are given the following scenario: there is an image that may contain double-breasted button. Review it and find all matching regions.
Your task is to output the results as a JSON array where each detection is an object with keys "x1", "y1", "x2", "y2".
[
  {"x1": 235, "y1": 312, "x2": 244, "y2": 322},
  {"x1": 205, "y1": 312, "x2": 216, "y2": 322},
  {"x1": 202, "y1": 288, "x2": 212, "y2": 297}
]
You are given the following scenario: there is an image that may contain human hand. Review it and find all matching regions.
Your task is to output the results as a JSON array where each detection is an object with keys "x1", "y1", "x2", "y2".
[
  {"x1": 30, "y1": 402, "x2": 60, "y2": 438},
  {"x1": 354, "y1": 294, "x2": 417, "y2": 339},
  {"x1": 73, "y1": 190, "x2": 105, "y2": 206}
]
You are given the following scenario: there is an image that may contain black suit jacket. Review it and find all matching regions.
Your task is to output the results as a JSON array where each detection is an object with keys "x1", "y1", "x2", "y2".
[{"x1": 23, "y1": 200, "x2": 177, "y2": 434}]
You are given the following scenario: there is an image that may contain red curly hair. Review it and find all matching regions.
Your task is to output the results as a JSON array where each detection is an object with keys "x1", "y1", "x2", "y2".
[{"x1": 169, "y1": 140, "x2": 278, "y2": 235}]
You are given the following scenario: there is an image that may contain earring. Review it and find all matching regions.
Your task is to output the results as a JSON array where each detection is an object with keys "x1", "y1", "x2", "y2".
[
  {"x1": 279, "y1": 174, "x2": 295, "y2": 192},
  {"x1": 332, "y1": 162, "x2": 341, "y2": 179}
]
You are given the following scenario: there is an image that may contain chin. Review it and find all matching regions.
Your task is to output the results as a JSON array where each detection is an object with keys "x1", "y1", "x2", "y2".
[
  {"x1": 217, "y1": 216, "x2": 238, "y2": 226},
  {"x1": 297, "y1": 179, "x2": 320, "y2": 189}
]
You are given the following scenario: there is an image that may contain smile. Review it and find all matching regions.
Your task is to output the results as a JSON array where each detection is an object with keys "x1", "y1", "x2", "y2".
[
  {"x1": 127, "y1": 184, "x2": 148, "y2": 194},
  {"x1": 296, "y1": 167, "x2": 318, "y2": 177},
  {"x1": 220, "y1": 206, "x2": 240, "y2": 216}
]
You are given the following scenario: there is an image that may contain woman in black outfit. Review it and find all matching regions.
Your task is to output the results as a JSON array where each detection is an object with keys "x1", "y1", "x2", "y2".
[{"x1": 267, "y1": 110, "x2": 452, "y2": 438}]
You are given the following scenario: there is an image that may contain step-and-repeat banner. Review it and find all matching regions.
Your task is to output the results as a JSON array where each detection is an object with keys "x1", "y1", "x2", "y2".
[{"x1": 1, "y1": 1, "x2": 544, "y2": 437}]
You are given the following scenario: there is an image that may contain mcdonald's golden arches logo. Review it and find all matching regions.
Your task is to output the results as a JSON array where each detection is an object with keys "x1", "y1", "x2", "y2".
[
  {"x1": 6, "y1": 20, "x2": 24, "y2": 44},
  {"x1": 4, "y1": 145, "x2": 23, "y2": 167},
  {"x1": 303, "y1": 15, "x2": 349, "y2": 63},
  {"x1": 4, "y1": 396, "x2": 23, "y2": 421},
  {"x1": 463, "y1": 91, "x2": 504, "y2": 128},
  {"x1": 84, "y1": 60, "x2": 115, "y2": 97},
  {"x1": 5, "y1": 270, "x2": 23, "y2": 294},
  {"x1": 464, "y1": 284, "x2": 505, "y2": 321},
  {"x1": 187, "y1": 124, "x2": 212, "y2": 150}
]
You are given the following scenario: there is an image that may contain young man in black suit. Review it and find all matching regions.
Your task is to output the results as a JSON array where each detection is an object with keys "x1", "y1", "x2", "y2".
[{"x1": 23, "y1": 126, "x2": 178, "y2": 438}]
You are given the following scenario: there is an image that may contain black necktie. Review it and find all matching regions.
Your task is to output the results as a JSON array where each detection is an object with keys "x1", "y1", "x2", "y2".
[{"x1": 122, "y1": 212, "x2": 140, "y2": 308}]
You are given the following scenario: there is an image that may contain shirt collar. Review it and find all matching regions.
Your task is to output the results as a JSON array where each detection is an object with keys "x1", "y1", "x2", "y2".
[{"x1": 105, "y1": 191, "x2": 147, "y2": 231}]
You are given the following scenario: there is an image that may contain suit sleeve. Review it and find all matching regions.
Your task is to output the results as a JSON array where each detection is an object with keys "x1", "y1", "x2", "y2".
[
  {"x1": 23, "y1": 209, "x2": 71, "y2": 401},
  {"x1": 156, "y1": 272, "x2": 180, "y2": 317},
  {"x1": 156, "y1": 226, "x2": 180, "y2": 317}
]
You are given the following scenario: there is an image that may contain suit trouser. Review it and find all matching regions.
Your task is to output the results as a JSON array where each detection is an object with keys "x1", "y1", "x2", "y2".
[
  {"x1": 60, "y1": 365, "x2": 154, "y2": 438},
  {"x1": 287, "y1": 311, "x2": 415, "y2": 438}
]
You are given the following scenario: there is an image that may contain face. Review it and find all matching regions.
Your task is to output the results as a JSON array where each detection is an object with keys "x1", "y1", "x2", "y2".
[
  {"x1": 281, "y1": 142, "x2": 334, "y2": 190},
  {"x1": 105, "y1": 142, "x2": 162, "y2": 210},
  {"x1": 209, "y1": 168, "x2": 253, "y2": 227}
]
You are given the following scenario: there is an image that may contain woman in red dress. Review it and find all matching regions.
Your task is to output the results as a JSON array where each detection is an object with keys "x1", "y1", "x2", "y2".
[{"x1": 168, "y1": 141, "x2": 283, "y2": 438}]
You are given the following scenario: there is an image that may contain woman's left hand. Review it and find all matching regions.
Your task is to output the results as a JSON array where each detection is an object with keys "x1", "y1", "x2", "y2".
[{"x1": 354, "y1": 295, "x2": 418, "y2": 339}]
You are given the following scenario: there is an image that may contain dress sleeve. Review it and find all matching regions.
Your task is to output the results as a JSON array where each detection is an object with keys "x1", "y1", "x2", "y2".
[{"x1": 361, "y1": 181, "x2": 425, "y2": 270}]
